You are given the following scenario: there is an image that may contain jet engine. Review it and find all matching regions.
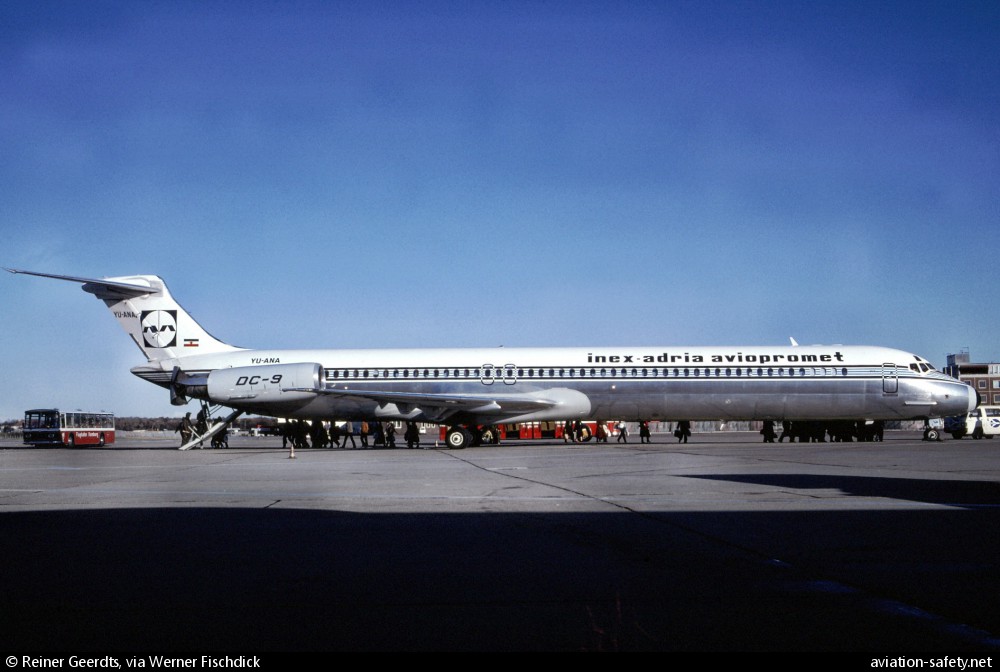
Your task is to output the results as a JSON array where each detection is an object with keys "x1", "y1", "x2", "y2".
[{"x1": 206, "y1": 362, "x2": 323, "y2": 404}]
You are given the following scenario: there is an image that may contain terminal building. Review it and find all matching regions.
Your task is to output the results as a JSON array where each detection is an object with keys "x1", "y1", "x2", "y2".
[{"x1": 944, "y1": 350, "x2": 1000, "y2": 406}]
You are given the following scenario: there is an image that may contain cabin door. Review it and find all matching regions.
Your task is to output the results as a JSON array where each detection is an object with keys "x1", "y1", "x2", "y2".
[{"x1": 882, "y1": 363, "x2": 898, "y2": 394}]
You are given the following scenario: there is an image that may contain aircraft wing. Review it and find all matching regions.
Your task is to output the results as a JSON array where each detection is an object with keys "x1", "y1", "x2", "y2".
[{"x1": 284, "y1": 385, "x2": 585, "y2": 422}]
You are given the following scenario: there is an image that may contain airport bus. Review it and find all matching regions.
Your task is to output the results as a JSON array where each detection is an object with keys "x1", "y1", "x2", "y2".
[{"x1": 22, "y1": 409, "x2": 116, "y2": 447}]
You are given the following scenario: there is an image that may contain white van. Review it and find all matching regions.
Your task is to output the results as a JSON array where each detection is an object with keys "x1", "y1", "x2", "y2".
[{"x1": 945, "y1": 406, "x2": 1000, "y2": 439}]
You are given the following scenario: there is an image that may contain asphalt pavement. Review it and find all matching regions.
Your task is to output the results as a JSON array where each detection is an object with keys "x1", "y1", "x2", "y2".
[{"x1": 1, "y1": 431, "x2": 999, "y2": 652}]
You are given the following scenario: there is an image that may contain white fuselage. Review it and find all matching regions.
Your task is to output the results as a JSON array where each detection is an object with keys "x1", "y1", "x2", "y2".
[{"x1": 137, "y1": 344, "x2": 978, "y2": 425}]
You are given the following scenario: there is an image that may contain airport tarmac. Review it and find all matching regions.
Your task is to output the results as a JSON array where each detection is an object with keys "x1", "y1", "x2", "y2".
[{"x1": 1, "y1": 431, "x2": 999, "y2": 652}]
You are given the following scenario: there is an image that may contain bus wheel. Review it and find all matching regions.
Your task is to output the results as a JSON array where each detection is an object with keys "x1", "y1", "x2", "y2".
[
  {"x1": 67, "y1": 435, "x2": 75, "y2": 448},
  {"x1": 98, "y1": 434, "x2": 105, "y2": 447},
  {"x1": 578, "y1": 425, "x2": 593, "y2": 442}
]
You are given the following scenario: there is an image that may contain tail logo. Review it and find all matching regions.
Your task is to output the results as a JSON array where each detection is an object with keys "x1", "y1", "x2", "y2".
[{"x1": 141, "y1": 310, "x2": 177, "y2": 348}]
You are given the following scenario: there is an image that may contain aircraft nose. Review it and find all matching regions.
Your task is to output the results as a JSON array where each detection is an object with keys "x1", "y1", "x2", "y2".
[{"x1": 970, "y1": 386, "x2": 982, "y2": 411}]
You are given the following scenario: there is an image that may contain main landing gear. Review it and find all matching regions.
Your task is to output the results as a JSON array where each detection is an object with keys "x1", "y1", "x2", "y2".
[
  {"x1": 443, "y1": 425, "x2": 499, "y2": 449},
  {"x1": 445, "y1": 426, "x2": 474, "y2": 449}
]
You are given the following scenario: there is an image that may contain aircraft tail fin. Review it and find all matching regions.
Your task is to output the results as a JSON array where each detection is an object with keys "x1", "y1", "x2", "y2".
[{"x1": 5, "y1": 269, "x2": 241, "y2": 362}]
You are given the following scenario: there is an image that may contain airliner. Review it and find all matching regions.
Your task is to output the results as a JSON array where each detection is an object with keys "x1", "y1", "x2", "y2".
[{"x1": 6, "y1": 269, "x2": 978, "y2": 449}]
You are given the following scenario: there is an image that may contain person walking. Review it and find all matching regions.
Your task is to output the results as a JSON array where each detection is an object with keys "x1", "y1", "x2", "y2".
[
  {"x1": 404, "y1": 421, "x2": 420, "y2": 449},
  {"x1": 176, "y1": 412, "x2": 194, "y2": 448},
  {"x1": 595, "y1": 422, "x2": 608, "y2": 443},
  {"x1": 778, "y1": 420, "x2": 792, "y2": 443},
  {"x1": 341, "y1": 421, "x2": 357, "y2": 449},
  {"x1": 616, "y1": 420, "x2": 628, "y2": 443},
  {"x1": 677, "y1": 420, "x2": 691, "y2": 444},
  {"x1": 639, "y1": 420, "x2": 651, "y2": 444}
]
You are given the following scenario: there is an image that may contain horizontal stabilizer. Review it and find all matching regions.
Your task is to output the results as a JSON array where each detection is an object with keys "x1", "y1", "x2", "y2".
[{"x1": 4, "y1": 268, "x2": 159, "y2": 300}]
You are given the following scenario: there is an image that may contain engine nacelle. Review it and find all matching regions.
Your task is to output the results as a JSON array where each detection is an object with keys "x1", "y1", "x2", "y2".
[{"x1": 207, "y1": 362, "x2": 323, "y2": 404}]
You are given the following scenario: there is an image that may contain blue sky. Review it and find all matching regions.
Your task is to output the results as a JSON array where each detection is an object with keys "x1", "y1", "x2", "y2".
[{"x1": 1, "y1": 0, "x2": 998, "y2": 421}]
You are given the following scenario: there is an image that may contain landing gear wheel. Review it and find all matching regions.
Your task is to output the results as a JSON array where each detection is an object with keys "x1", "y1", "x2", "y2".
[
  {"x1": 924, "y1": 428, "x2": 940, "y2": 442},
  {"x1": 446, "y1": 427, "x2": 472, "y2": 449}
]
